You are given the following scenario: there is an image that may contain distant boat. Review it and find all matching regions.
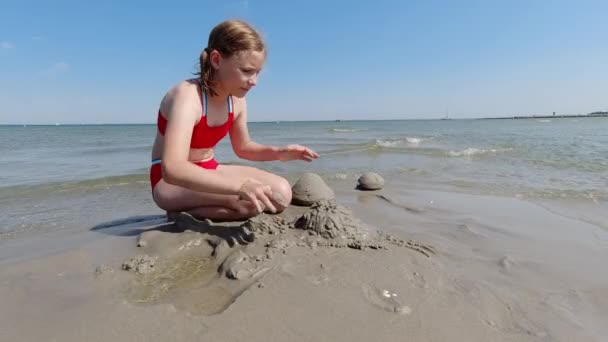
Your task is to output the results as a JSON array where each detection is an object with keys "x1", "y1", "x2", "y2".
[{"x1": 441, "y1": 109, "x2": 451, "y2": 120}]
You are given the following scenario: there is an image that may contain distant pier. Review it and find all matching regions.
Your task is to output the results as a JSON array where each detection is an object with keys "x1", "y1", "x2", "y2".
[{"x1": 481, "y1": 112, "x2": 608, "y2": 120}]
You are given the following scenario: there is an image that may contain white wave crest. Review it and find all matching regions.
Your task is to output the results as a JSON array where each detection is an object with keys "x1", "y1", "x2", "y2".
[
  {"x1": 448, "y1": 147, "x2": 513, "y2": 157},
  {"x1": 405, "y1": 137, "x2": 422, "y2": 145},
  {"x1": 374, "y1": 137, "x2": 424, "y2": 148},
  {"x1": 329, "y1": 128, "x2": 366, "y2": 132}
]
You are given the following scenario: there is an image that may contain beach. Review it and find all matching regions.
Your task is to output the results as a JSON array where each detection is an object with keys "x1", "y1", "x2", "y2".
[{"x1": 1, "y1": 119, "x2": 607, "y2": 341}]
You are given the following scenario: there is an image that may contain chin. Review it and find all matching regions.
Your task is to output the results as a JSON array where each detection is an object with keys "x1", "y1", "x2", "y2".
[{"x1": 232, "y1": 89, "x2": 249, "y2": 98}]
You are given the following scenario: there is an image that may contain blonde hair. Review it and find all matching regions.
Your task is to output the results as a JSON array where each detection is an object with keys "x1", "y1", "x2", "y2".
[{"x1": 197, "y1": 20, "x2": 265, "y2": 96}]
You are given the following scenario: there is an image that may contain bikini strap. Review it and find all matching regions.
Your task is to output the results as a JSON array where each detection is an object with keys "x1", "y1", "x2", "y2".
[
  {"x1": 202, "y1": 88, "x2": 208, "y2": 117},
  {"x1": 199, "y1": 79, "x2": 232, "y2": 116},
  {"x1": 227, "y1": 95, "x2": 234, "y2": 114}
]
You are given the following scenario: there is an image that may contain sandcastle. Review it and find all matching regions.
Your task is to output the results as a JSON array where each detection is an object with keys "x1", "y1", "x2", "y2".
[{"x1": 111, "y1": 172, "x2": 434, "y2": 315}]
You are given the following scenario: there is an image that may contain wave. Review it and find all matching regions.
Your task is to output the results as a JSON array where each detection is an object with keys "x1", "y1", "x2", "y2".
[
  {"x1": 328, "y1": 128, "x2": 367, "y2": 133},
  {"x1": 0, "y1": 172, "x2": 149, "y2": 197},
  {"x1": 515, "y1": 189, "x2": 608, "y2": 202},
  {"x1": 75, "y1": 144, "x2": 152, "y2": 156},
  {"x1": 447, "y1": 147, "x2": 513, "y2": 157},
  {"x1": 320, "y1": 137, "x2": 427, "y2": 155},
  {"x1": 373, "y1": 137, "x2": 425, "y2": 148},
  {"x1": 319, "y1": 137, "x2": 441, "y2": 157},
  {"x1": 445, "y1": 179, "x2": 608, "y2": 203},
  {"x1": 319, "y1": 142, "x2": 375, "y2": 156}
]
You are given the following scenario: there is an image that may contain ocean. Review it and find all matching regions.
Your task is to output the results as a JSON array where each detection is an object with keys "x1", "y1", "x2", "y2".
[{"x1": 1, "y1": 118, "x2": 607, "y2": 236}]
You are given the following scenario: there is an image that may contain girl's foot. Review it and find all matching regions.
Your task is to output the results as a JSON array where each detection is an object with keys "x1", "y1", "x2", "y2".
[{"x1": 166, "y1": 211, "x2": 181, "y2": 222}]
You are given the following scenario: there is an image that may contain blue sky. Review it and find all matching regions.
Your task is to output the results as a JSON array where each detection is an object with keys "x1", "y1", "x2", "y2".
[{"x1": 1, "y1": 0, "x2": 607, "y2": 124}]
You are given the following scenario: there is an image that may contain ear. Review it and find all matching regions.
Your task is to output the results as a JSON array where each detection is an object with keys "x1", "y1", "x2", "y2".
[{"x1": 209, "y1": 50, "x2": 222, "y2": 70}]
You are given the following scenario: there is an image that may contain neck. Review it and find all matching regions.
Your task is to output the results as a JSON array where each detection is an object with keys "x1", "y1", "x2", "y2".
[{"x1": 207, "y1": 80, "x2": 230, "y2": 99}]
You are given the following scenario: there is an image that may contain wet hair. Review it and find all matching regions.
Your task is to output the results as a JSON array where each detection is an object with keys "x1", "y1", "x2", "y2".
[{"x1": 196, "y1": 20, "x2": 265, "y2": 96}]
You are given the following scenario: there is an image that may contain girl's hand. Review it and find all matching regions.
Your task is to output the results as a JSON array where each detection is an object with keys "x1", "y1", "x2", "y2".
[
  {"x1": 278, "y1": 144, "x2": 320, "y2": 162},
  {"x1": 237, "y1": 178, "x2": 277, "y2": 214}
]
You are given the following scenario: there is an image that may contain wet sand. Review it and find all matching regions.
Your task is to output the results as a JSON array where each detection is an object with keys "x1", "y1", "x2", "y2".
[{"x1": 1, "y1": 175, "x2": 607, "y2": 342}]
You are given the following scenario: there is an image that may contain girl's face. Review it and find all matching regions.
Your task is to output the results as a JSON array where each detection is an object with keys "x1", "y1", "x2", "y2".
[{"x1": 211, "y1": 49, "x2": 265, "y2": 98}]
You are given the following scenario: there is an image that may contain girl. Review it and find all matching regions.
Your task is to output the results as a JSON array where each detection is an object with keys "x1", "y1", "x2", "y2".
[{"x1": 150, "y1": 20, "x2": 319, "y2": 221}]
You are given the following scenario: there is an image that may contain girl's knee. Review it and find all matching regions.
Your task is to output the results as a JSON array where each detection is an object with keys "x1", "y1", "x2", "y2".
[
  {"x1": 272, "y1": 177, "x2": 292, "y2": 211},
  {"x1": 152, "y1": 190, "x2": 171, "y2": 211}
]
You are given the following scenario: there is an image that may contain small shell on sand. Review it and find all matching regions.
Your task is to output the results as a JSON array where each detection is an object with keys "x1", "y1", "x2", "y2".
[
  {"x1": 356, "y1": 172, "x2": 385, "y2": 191},
  {"x1": 362, "y1": 284, "x2": 411, "y2": 315}
]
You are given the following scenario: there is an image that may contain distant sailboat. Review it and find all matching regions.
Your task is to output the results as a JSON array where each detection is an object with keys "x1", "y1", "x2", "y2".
[{"x1": 441, "y1": 109, "x2": 451, "y2": 120}]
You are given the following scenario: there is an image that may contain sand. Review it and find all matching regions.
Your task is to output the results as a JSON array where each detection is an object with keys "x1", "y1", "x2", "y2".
[{"x1": 1, "y1": 174, "x2": 607, "y2": 341}]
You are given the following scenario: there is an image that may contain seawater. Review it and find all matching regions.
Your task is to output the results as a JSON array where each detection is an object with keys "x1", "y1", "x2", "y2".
[{"x1": 1, "y1": 118, "x2": 607, "y2": 235}]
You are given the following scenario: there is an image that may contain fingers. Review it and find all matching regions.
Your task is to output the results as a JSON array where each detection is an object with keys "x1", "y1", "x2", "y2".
[
  {"x1": 280, "y1": 145, "x2": 319, "y2": 163},
  {"x1": 256, "y1": 184, "x2": 277, "y2": 213},
  {"x1": 241, "y1": 191, "x2": 263, "y2": 213},
  {"x1": 301, "y1": 147, "x2": 319, "y2": 162},
  {"x1": 238, "y1": 181, "x2": 277, "y2": 214}
]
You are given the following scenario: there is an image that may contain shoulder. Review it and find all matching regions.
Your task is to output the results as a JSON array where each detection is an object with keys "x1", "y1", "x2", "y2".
[
  {"x1": 160, "y1": 79, "x2": 202, "y2": 116},
  {"x1": 231, "y1": 95, "x2": 248, "y2": 120}
]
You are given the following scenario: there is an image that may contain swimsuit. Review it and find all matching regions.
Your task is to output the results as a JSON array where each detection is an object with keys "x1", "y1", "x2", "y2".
[{"x1": 150, "y1": 83, "x2": 234, "y2": 190}]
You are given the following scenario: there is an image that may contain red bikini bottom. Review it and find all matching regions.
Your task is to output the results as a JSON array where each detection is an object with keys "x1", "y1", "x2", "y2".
[{"x1": 150, "y1": 158, "x2": 219, "y2": 190}]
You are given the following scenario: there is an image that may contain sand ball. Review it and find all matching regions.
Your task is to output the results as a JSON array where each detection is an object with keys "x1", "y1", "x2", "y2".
[
  {"x1": 357, "y1": 172, "x2": 384, "y2": 191},
  {"x1": 291, "y1": 173, "x2": 335, "y2": 206}
]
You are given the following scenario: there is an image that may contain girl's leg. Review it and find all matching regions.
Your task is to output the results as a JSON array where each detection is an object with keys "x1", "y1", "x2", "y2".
[
  {"x1": 153, "y1": 179, "x2": 258, "y2": 221},
  {"x1": 152, "y1": 165, "x2": 291, "y2": 221},
  {"x1": 215, "y1": 164, "x2": 292, "y2": 212}
]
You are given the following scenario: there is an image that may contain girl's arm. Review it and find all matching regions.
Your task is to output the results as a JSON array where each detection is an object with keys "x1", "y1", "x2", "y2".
[
  {"x1": 229, "y1": 100, "x2": 319, "y2": 162},
  {"x1": 229, "y1": 102, "x2": 281, "y2": 161}
]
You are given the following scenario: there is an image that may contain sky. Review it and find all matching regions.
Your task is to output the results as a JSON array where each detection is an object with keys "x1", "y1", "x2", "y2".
[{"x1": 1, "y1": 0, "x2": 607, "y2": 124}]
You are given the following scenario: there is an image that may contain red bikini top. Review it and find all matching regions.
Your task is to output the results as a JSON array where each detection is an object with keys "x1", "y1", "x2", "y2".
[{"x1": 157, "y1": 86, "x2": 234, "y2": 149}]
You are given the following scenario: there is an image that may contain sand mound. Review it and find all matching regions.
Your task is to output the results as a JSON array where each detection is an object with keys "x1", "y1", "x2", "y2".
[
  {"x1": 293, "y1": 199, "x2": 384, "y2": 249},
  {"x1": 291, "y1": 173, "x2": 335, "y2": 206},
  {"x1": 294, "y1": 200, "x2": 369, "y2": 239},
  {"x1": 357, "y1": 172, "x2": 385, "y2": 190}
]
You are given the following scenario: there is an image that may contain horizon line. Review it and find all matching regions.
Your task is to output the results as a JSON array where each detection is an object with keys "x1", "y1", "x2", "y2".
[{"x1": 1, "y1": 112, "x2": 606, "y2": 126}]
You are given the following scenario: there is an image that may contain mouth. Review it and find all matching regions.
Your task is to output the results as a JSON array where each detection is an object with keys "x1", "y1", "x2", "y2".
[{"x1": 240, "y1": 87, "x2": 251, "y2": 92}]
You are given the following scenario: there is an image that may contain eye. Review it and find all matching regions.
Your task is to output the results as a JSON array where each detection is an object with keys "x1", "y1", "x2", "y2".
[{"x1": 241, "y1": 68, "x2": 255, "y2": 74}]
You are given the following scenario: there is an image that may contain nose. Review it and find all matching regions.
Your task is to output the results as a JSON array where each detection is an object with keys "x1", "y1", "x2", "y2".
[{"x1": 248, "y1": 75, "x2": 258, "y2": 87}]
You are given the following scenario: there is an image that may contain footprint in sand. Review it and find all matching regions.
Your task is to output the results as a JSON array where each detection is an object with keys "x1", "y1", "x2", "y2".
[
  {"x1": 408, "y1": 271, "x2": 428, "y2": 289},
  {"x1": 306, "y1": 263, "x2": 330, "y2": 285},
  {"x1": 361, "y1": 284, "x2": 411, "y2": 315},
  {"x1": 172, "y1": 285, "x2": 236, "y2": 316},
  {"x1": 220, "y1": 249, "x2": 271, "y2": 280}
]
